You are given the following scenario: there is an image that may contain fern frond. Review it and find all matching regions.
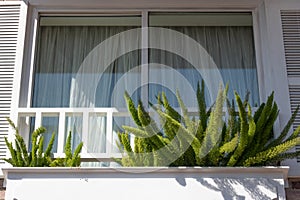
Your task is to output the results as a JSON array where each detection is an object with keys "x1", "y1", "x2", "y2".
[
  {"x1": 65, "y1": 131, "x2": 72, "y2": 161},
  {"x1": 197, "y1": 80, "x2": 208, "y2": 130},
  {"x1": 120, "y1": 133, "x2": 133, "y2": 153},
  {"x1": 123, "y1": 126, "x2": 148, "y2": 138},
  {"x1": 70, "y1": 142, "x2": 83, "y2": 167},
  {"x1": 125, "y1": 91, "x2": 142, "y2": 127},
  {"x1": 259, "y1": 102, "x2": 279, "y2": 150},
  {"x1": 44, "y1": 132, "x2": 55, "y2": 158},
  {"x1": 15, "y1": 133, "x2": 29, "y2": 165},
  {"x1": 162, "y1": 92, "x2": 182, "y2": 122},
  {"x1": 6, "y1": 117, "x2": 19, "y2": 135},
  {"x1": 227, "y1": 92, "x2": 249, "y2": 166},
  {"x1": 176, "y1": 90, "x2": 192, "y2": 129},
  {"x1": 200, "y1": 85, "x2": 225, "y2": 160},
  {"x1": 266, "y1": 151, "x2": 300, "y2": 165},
  {"x1": 243, "y1": 137, "x2": 300, "y2": 166},
  {"x1": 286, "y1": 125, "x2": 300, "y2": 141},
  {"x1": 37, "y1": 136, "x2": 44, "y2": 166},
  {"x1": 15, "y1": 140, "x2": 24, "y2": 167},
  {"x1": 3, "y1": 137, "x2": 17, "y2": 166},
  {"x1": 220, "y1": 133, "x2": 238, "y2": 154},
  {"x1": 266, "y1": 105, "x2": 299, "y2": 149}
]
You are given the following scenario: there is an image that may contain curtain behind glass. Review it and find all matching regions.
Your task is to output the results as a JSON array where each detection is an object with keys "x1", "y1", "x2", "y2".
[
  {"x1": 33, "y1": 26, "x2": 140, "y2": 107},
  {"x1": 149, "y1": 26, "x2": 259, "y2": 107},
  {"x1": 33, "y1": 26, "x2": 140, "y2": 160},
  {"x1": 33, "y1": 19, "x2": 259, "y2": 164}
]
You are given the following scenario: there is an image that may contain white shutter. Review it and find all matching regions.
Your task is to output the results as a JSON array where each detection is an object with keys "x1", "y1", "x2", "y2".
[
  {"x1": 281, "y1": 10, "x2": 300, "y2": 162},
  {"x1": 288, "y1": 85, "x2": 300, "y2": 162},
  {"x1": 281, "y1": 11, "x2": 300, "y2": 77},
  {"x1": 0, "y1": 1, "x2": 27, "y2": 164}
]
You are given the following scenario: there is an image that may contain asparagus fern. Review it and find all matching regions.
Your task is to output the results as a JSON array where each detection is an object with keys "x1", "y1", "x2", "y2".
[
  {"x1": 3, "y1": 119, "x2": 83, "y2": 167},
  {"x1": 117, "y1": 81, "x2": 300, "y2": 167}
]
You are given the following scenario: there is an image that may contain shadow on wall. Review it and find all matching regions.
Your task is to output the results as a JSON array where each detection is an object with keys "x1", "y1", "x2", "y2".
[
  {"x1": 4, "y1": 168, "x2": 284, "y2": 200},
  {"x1": 175, "y1": 176, "x2": 281, "y2": 200}
]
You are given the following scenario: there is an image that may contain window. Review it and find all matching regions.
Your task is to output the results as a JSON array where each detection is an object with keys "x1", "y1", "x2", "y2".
[
  {"x1": 24, "y1": 12, "x2": 259, "y2": 158},
  {"x1": 148, "y1": 13, "x2": 258, "y2": 107},
  {"x1": 33, "y1": 16, "x2": 141, "y2": 108},
  {"x1": 30, "y1": 16, "x2": 142, "y2": 154}
]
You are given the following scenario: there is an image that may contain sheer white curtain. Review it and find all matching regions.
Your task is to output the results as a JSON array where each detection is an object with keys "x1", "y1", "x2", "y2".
[
  {"x1": 34, "y1": 26, "x2": 140, "y2": 107},
  {"x1": 149, "y1": 26, "x2": 259, "y2": 107},
  {"x1": 32, "y1": 17, "x2": 259, "y2": 166},
  {"x1": 33, "y1": 26, "x2": 140, "y2": 160}
]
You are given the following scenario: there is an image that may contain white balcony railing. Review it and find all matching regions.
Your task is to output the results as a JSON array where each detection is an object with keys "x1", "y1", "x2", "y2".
[
  {"x1": 14, "y1": 107, "x2": 201, "y2": 163},
  {"x1": 15, "y1": 108, "x2": 130, "y2": 162}
]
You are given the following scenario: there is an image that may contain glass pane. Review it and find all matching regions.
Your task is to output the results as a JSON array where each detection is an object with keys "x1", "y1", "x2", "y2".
[
  {"x1": 28, "y1": 116, "x2": 58, "y2": 152},
  {"x1": 88, "y1": 114, "x2": 106, "y2": 153},
  {"x1": 149, "y1": 12, "x2": 259, "y2": 107},
  {"x1": 113, "y1": 116, "x2": 135, "y2": 153},
  {"x1": 18, "y1": 116, "x2": 35, "y2": 149},
  {"x1": 32, "y1": 16, "x2": 141, "y2": 108},
  {"x1": 42, "y1": 116, "x2": 59, "y2": 152},
  {"x1": 65, "y1": 114, "x2": 83, "y2": 152}
]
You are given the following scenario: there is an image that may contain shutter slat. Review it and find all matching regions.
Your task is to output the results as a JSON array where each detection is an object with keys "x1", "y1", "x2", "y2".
[
  {"x1": 281, "y1": 10, "x2": 300, "y2": 162},
  {"x1": 0, "y1": 3, "x2": 25, "y2": 164},
  {"x1": 288, "y1": 85, "x2": 300, "y2": 162},
  {"x1": 281, "y1": 10, "x2": 300, "y2": 76}
]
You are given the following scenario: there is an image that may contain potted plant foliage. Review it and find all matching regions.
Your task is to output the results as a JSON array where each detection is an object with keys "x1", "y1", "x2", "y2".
[
  {"x1": 2, "y1": 83, "x2": 299, "y2": 200},
  {"x1": 3, "y1": 118, "x2": 83, "y2": 167},
  {"x1": 116, "y1": 82, "x2": 300, "y2": 167},
  {"x1": 112, "y1": 82, "x2": 300, "y2": 200}
]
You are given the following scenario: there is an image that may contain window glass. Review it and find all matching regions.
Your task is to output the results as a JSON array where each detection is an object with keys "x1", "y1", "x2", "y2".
[
  {"x1": 33, "y1": 16, "x2": 141, "y2": 108},
  {"x1": 31, "y1": 13, "x2": 259, "y2": 160},
  {"x1": 149, "y1": 13, "x2": 259, "y2": 107},
  {"x1": 32, "y1": 16, "x2": 141, "y2": 155}
]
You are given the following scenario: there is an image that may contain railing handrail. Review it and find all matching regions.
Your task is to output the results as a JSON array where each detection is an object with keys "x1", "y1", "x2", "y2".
[
  {"x1": 15, "y1": 106, "x2": 252, "y2": 162},
  {"x1": 16, "y1": 107, "x2": 124, "y2": 161}
]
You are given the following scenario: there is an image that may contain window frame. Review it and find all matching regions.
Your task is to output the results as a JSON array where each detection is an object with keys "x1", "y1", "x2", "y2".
[
  {"x1": 18, "y1": 6, "x2": 266, "y2": 161},
  {"x1": 21, "y1": 8, "x2": 264, "y2": 108}
]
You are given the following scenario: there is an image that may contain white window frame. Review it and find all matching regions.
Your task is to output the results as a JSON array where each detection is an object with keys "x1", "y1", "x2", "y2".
[
  {"x1": 259, "y1": 0, "x2": 300, "y2": 177},
  {"x1": 19, "y1": 5, "x2": 270, "y2": 164},
  {"x1": 21, "y1": 8, "x2": 264, "y2": 108}
]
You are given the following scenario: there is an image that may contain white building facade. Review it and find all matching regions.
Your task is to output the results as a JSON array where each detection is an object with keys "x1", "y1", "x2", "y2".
[{"x1": 0, "y1": 0, "x2": 300, "y2": 176}]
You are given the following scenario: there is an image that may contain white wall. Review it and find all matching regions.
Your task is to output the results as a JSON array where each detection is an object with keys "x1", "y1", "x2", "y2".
[
  {"x1": 11, "y1": 0, "x2": 300, "y2": 177},
  {"x1": 3, "y1": 167, "x2": 288, "y2": 200},
  {"x1": 26, "y1": 0, "x2": 262, "y2": 9}
]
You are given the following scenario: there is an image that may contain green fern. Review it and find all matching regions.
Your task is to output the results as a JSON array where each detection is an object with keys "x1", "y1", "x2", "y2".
[
  {"x1": 117, "y1": 83, "x2": 300, "y2": 167},
  {"x1": 51, "y1": 132, "x2": 83, "y2": 167},
  {"x1": 3, "y1": 119, "x2": 83, "y2": 167}
]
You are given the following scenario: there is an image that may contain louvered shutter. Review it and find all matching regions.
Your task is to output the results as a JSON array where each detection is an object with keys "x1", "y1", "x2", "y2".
[
  {"x1": 281, "y1": 10, "x2": 300, "y2": 162},
  {"x1": 0, "y1": 1, "x2": 27, "y2": 164}
]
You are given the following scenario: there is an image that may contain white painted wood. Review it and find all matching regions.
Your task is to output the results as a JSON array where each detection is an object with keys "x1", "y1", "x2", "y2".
[
  {"x1": 1, "y1": 166, "x2": 290, "y2": 175},
  {"x1": 26, "y1": 0, "x2": 263, "y2": 9},
  {"x1": 261, "y1": 0, "x2": 300, "y2": 176},
  {"x1": 252, "y1": 7, "x2": 266, "y2": 102},
  {"x1": 9, "y1": 1, "x2": 28, "y2": 122},
  {"x1": 15, "y1": 108, "x2": 123, "y2": 160},
  {"x1": 149, "y1": 13, "x2": 253, "y2": 26},
  {"x1": 57, "y1": 111, "x2": 66, "y2": 153},
  {"x1": 8, "y1": 0, "x2": 300, "y2": 179},
  {"x1": 106, "y1": 110, "x2": 113, "y2": 155},
  {"x1": 53, "y1": 153, "x2": 122, "y2": 161},
  {"x1": 141, "y1": 10, "x2": 149, "y2": 107},
  {"x1": 81, "y1": 111, "x2": 89, "y2": 154},
  {"x1": 3, "y1": 167, "x2": 288, "y2": 200},
  {"x1": 256, "y1": 1, "x2": 285, "y2": 138},
  {"x1": 34, "y1": 111, "x2": 42, "y2": 130},
  {"x1": 17, "y1": 107, "x2": 119, "y2": 114},
  {"x1": 40, "y1": 16, "x2": 141, "y2": 26},
  {"x1": 0, "y1": 1, "x2": 27, "y2": 166},
  {"x1": 19, "y1": 6, "x2": 39, "y2": 108}
]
